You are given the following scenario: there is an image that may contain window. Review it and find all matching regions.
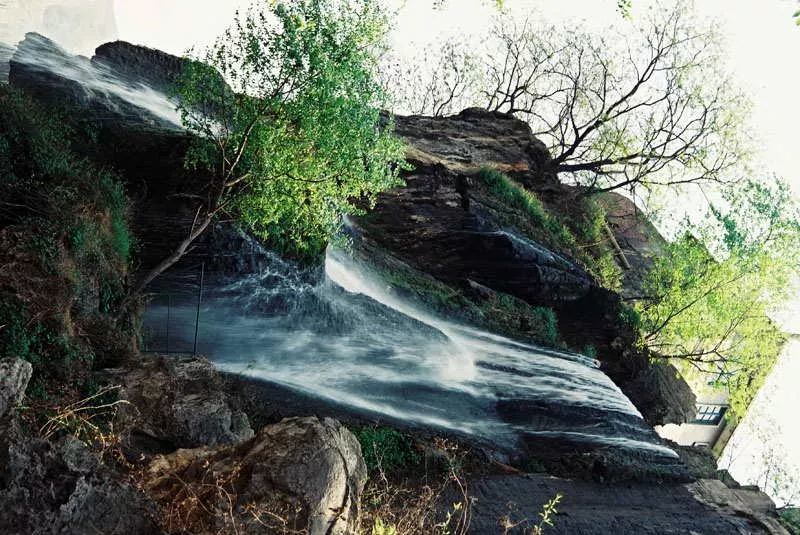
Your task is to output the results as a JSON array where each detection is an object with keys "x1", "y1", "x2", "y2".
[{"x1": 692, "y1": 404, "x2": 727, "y2": 426}]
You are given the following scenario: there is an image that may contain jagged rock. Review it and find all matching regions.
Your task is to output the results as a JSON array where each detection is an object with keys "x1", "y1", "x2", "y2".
[
  {"x1": 393, "y1": 108, "x2": 557, "y2": 183},
  {"x1": 144, "y1": 417, "x2": 367, "y2": 535},
  {"x1": 93, "y1": 40, "x2": 186, "y2": 93},
  {"x1": 626, "y1": 359, "x2": 697, "y2": 425},
  {"x1": 0, "y1": 358, "x2": 32, "y2": 418},
  {"x1": 689, "y1": 479, "x2": 790, "y2": 534},
  {"x1": 0, "y1": 420, "x2": 160, "y2": 535},
  {"x1": 103, "y1": 355, "x2": 254, "y2": 451}
]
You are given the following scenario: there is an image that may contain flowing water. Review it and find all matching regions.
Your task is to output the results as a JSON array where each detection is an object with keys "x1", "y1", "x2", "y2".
[
  {"x1": 7, "y1": 32, "x2": 182, "y2": 128},
  {"x1": 144, "y1": 246, "x2": 677, "y2": 459}
]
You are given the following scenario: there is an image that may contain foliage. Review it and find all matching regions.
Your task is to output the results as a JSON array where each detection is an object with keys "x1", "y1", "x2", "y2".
[
  {"x1": 372, "y1": 518, "x2": 398, "y2": 535},
  {"x1": 359, "y1": 437, "x2": 471, "y2": 535},
  {"x1": 380, "y1": 259, "x2": 561, "y2": 346},
  {"x1": 636, "y1": 177, "x2": 800, "y2": 417},
  {"x1": 618, "y1": 304, "x2": 642, "y2": 331},
  {"x1": 478, "y1": 167, "x2": 575, "y2": 248},
  {"x1": 781, "y1": 509, "x2": 800, "y2": 534},
  {"x1": 500, "y1": 493, "x2": 563, "y2": 534},
  {"x1": 491, "y1": 295, "x2": 560, "y2": 347},
  {"x1": 0, "y1": 86, "x2": 133, "y2": 379},
  {"x1": 355, "y1": 426, "x2": 421, "y2": 474},
  {"x1": 174, "y1": 0, "x2": 406, "y2": 263},
  {"x1": 532, "y1": 493, "x2": 563, "y2": 535}
]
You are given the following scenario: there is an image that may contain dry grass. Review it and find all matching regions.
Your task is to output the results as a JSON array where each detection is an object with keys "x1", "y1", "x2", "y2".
[
  {"x1": 142, "y1": 447, "x2": 308, "y2": 535},
  {"x1": 359, "y1": 438, "x2": 472, "y2": 535}
]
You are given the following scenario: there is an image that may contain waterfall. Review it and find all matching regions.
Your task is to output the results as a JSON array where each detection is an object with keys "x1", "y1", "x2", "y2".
[
  {"x1": 10, "y1": 32, "x2": 182, "y2": 129},
  {"x1": 144, "y1": 244, "x2": 678, "y2": 459}
]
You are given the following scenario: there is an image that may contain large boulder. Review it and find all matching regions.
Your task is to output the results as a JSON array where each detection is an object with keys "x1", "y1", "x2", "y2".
[
  {"x1": 0, "y1": 358, "x2": 32, "y2": 418},
  {"x1": 102, "y1": 355, "x2": 254, "y2": 452},
  {"x1": 144, "y1": 417, "x2": 367, "y2": 535}
]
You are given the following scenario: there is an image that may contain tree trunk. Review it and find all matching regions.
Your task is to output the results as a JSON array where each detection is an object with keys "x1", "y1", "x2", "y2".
[{"x1": 133, "y1": 213, "x2": 213, "y2": 295}]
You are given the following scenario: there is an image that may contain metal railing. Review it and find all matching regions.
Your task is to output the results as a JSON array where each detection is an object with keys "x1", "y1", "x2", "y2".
[{"x1": 141, "y1": 262, "x2": 205, "y2": 354}]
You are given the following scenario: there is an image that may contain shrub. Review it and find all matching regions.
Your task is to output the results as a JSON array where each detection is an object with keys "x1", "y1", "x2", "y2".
[
  {"x1": 0, "y1": 86, "x2": 134, "y2": 381},
  {"x1": 355, "y1": 426, "x2": 421, "y2": 474},
  {"x1": 478, "y1": 167, "x2": 576, "y2": 249},
  {"x1": 477, "y1": 167, "x2": 623, "y2": 291}
]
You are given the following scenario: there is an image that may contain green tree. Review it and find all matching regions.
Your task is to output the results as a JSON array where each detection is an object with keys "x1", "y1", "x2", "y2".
[
  {"x1": 136, "y1": 0, "x2": 405, "y2": 292},
  {"x1": 636, "y1": 178, "x2": 800, "y2": 417}
]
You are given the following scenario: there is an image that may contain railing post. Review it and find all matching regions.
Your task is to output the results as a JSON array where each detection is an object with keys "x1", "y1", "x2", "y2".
[
  {"x1": 193, "y1": 262, "x2": 205, "y2": 355},
  {"x1": 166, "y1": 293, "x2": 171, "y2": 354}
]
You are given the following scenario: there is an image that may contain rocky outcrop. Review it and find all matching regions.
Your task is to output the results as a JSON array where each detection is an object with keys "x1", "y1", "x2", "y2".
[
  {"x1": 102, "y1": 355, "x2": 254, "y2": 452},
  {"x1": 689, "y1": 479, "x2": 791, "y2": 534},
  {"x1": 351, "y1": 164, "x2": 594, "y2": 305},
  {"x1": 393, "y1": 108, "x2": 557, "y2": 183},
  {"x1": 0, "y1": 358, "x2": 31, "y2": 418},
  {"x1": 93, "y1": 40, "x2": 186, "y2": 94},
  {"x1": 9, "y1": 33, "x2": 181, "y2": 130},
  {"x1": 0, "y1": 423, "x2": 160, "y2": 535},
  {"x1": 144, "y1": 417, "x2": 367, "y2": 535},
  {"x1": 458, "y1": 473, "x2": 788, "y2": 534},
  {"x1": 0, "y1": 357, "x2": 159, "y2": 534}
]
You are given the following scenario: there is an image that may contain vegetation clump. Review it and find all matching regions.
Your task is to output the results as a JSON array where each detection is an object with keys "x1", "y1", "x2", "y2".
[
  {"x1": 0, "y1": 86, "x2": 135, "y2": 385},
  {"x1": 632, "y1": 177, "x2": 800, "y2": 418},
  {"x1": 477, "y1": 167, "x2": 622, "y2": 290},
  {"x1": 355, "y1": 426, "x2": 422, "y2": 474}
]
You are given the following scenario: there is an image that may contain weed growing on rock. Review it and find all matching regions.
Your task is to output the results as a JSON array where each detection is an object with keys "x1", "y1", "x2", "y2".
[
  {"x1": 359, "y1": 437, "x2": 472, "y2": 535},
  {"x1": 355, "y1": 426, "x2": 422, "y2": 475},
  {"x1": 499, "y1": 493, "x2": 563, "y2": 535},
  {"x1": 477, "y1": 167, "x2": 624, "y2": 291}
]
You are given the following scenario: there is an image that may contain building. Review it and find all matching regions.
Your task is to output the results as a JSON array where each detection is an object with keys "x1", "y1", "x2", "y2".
[{"x1": 656, "y1": 380, "x2": 735, "y2": 456}]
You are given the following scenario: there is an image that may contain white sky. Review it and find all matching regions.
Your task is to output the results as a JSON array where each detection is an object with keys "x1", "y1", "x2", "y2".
[{"x1": 8, "y1": 0, "x2": 798, "y2": 502}]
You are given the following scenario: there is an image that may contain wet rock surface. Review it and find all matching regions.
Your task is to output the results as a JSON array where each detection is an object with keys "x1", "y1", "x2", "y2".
[
  {"x1": 144, "y1": 416, "x2": 366, "y2": 535},
  {"x1": 9, "y1": 33, "x2": 181, "y2": 131}
]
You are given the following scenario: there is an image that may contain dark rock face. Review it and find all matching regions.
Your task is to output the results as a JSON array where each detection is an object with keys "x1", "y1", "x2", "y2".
[
  {"x1": 352, "y1": 163, "x2": 593, "y2": 306},
  {"x1": 144, "y1": 416, "x2": 367, "y2": 535},
  {"x1": 93, "y1": 40, "x2": 185, "y2": 94},
  {"x1": 0, "y1": 423, "x2": 160, "y2": 535},
  {"x1": 357, "y1": 111, "x2": 696, "y2": 426},
  {"x1": 102, "y1": 355, "x2": 254, "y2": 452},
  {"x1": 393, "y1": 108, "x2": 558, "y2": 184},
  {"x1": 0, "y1": 355, "x2": 157, "y2": 534}
]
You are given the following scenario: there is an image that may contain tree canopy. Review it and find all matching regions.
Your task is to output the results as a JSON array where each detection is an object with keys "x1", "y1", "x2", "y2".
[
  {"x1": 636, "y1": 178, "x2": 800, "y2": 418},
  {"x1": 137, "y1": 0, "x2": 405, "y2": 291}
]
